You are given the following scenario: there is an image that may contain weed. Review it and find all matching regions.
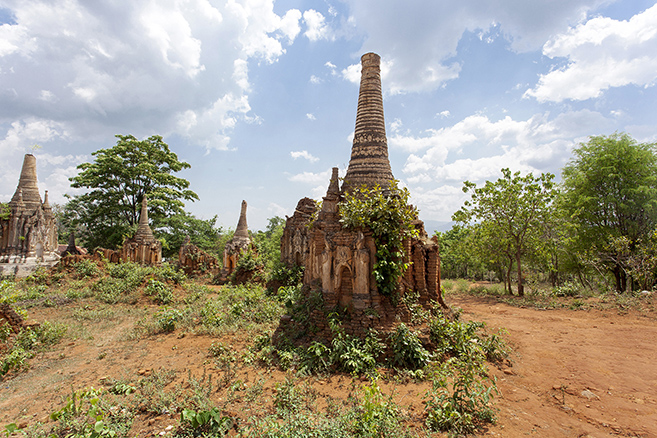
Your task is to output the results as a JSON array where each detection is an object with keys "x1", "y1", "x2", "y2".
[
  {"x1": 208, "y1": 342, "x2": 236, "y2": 369},
  {"x1": 347, "y1": 379, "x2": 406, "y2": 437},
  {"x1": 425, "y1": 358, "x2": 497, "y2": 436},
  {"x1": 428, "y1": 312, "x2": 484, "y2": 360},
  {"x1": 155, "y1": 307, "x2": 183, "y2": 333},
  {"x1": 178, "y1": 407, "x2": 233, "y2": 437},
  {"x1": 553, "y1": 281, "x2": 579, "y2": 297},
  {"x1": 145, "y1": 278, "x2": 174, "y2": 304},
  {"x1": 137, "y1": 368, "x2": 177, "y2": 415},
  {"x1": 74, "y1": 259, "x2": 101, "y2": 279},
  {"x1": 387, "y1": 323, "x2": 432, "y2": 370},
  {"x1": 329, "y1": 318, "x2": 384, "y2": 375},
  {"x1": 49, "y1": 387, "x2": 133, "y2": 438}
]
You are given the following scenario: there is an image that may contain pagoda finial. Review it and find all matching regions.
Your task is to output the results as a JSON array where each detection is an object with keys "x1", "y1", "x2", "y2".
[{"x1": 342, "y1": 53, "x2": 394, "y2": 194}]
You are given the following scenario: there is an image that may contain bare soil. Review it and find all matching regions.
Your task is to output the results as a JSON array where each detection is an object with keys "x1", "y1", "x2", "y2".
[{"x1": 1, "y1": 290, "x2": 656, "y2": 437}]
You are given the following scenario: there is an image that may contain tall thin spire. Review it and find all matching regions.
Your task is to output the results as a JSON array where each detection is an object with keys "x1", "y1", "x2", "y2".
[
  {"x1": 134, "y1": 195, "x2": 155, "y2": 241},
  {"x1": 10, "y1": 154, "x2": 43, "y2": 212},
  {"x1": 342, "y1": 53, "x2": 394, "y2": 194},
  {"x1": 234, "y1": 200, "x2": 249, "y2": 239}
]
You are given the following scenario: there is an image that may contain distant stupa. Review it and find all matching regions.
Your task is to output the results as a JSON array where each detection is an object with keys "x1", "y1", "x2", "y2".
[{"x1": 1, "y1": 154, "x2": 59, "y2": 271}]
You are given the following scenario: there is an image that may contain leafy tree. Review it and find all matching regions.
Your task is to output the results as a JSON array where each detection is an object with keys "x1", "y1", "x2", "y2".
[
  {"x1": 434, "y1": 225, "x2": 484, "y2": 279},
  {"x1": 340, "y1": 181, "x2": 419, "y2": 303},
  {"x1": 68, "y1": 134, "x2": 198, "y2": 249},
  {"x1": 560, "y1": 133, "x2": 657, "y2": 291},
  {"x1": 454, "y1": 168, "x2": 556, "y2": 296},
  {"x1": 252, "y1": 216, "x2": 286, "y2": 271},
  {"x1": 157, "y1": 212, "x2": 222, "y2": 259}
]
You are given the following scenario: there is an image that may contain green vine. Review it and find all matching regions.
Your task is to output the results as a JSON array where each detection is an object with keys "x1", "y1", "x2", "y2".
[{"x1": 339, "y1": 181, "x2": 419, "y2": 304}]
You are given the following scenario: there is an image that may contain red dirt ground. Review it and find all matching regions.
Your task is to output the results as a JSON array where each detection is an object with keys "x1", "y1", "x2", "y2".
[{"x1": 1, "y1": 292, "x2": 655, "y2": 437}]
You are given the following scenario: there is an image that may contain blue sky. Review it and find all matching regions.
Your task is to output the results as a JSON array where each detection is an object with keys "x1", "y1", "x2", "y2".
[{"x1": 1, "y1": 0, "x2": 656, "y2": 233}]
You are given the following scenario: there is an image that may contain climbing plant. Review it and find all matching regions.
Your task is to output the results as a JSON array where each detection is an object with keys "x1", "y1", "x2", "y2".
[{"x1": 339, "y1": 181, "x2": 419, "y2": 303}]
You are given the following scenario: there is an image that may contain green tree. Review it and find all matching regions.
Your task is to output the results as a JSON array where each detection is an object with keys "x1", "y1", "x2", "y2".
[
  {"x1": 434, "y1": 225, "x2": 483, "y2": 279},
  {"x1": 68, "y1": 134, "x2": 198, "y2": 249},
  {"x1": 454, "y1": 168, "x2": 556, "y2": 296},
  {"x1": 560, "y1": 133, "x2": 657, "y2": 292},
  {"x1": 157, "y1": 212, "x2": 223, "y2": 259},
  {"x1": 252, "y1": 216, "x2": 285, "y2": 271}
]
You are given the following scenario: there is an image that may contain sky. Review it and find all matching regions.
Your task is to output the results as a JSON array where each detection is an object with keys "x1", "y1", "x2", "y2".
[{"x1": 1, "y1": 0, "x2": 656, "y2": 233}]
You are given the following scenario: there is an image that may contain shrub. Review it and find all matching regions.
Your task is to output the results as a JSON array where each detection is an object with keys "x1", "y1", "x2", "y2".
[
  {"x1": 73, "y1": 259, "x2": 100, "y2": 279},
  {"x1": 387, "y1": 323, "x2": 431, "y2": 370},
  {"x1": 425, "y1": 358, "x2": 497, "y2": 435},
  {"x1": 428, "y1": 312, "x2": 484, "y2": 359},
  {"x1": 329, "y1": 318, "x2": 384, "y2": 375},
  {"x1": 145, "y1": 279, "x2": 173, "y2": 305},
  {"x1": 348, "y1": 380, "x2": 405, "y2": 437},
  {"x1": 155, "y1": 307, "x2": 183, "y2": 332},
  {"x1": 179, "y1": 407, "x2": 233, "y2": 436}
]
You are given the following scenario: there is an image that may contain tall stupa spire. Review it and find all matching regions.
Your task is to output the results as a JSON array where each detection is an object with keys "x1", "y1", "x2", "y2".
[
  {"x1": 234, "y1": 200, "x2": 249, "y2": 239},
  {"x1": 134, "y1": 195, "x2": 155, "y2": 242},
  {"x1": 342, "y1": 53, "x2": 394, "y2": 194},
  {"x1": 10, "y1": 154, "x2": 43, "y2": 212}
]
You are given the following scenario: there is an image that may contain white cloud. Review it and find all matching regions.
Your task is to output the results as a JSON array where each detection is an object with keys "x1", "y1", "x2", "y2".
[
  {"x1": 437, "y1": 110, "x2": 450, "y2": 118},
  {"x1": 309, "y1": 75, "x2": 321, "y2": 84},
  {"x1": 340, "y1": 0, "x2": 608, "y2": 93},
  {"x1": 341, "y1": 63, "x2": 361, "y2": 83},
  {"x1": 525, "y1": 4, "x2": 657, "y2": 102},
  {"x1": 290, "y1": 150, "x2": 319, "y2": 163},
  {"x1": 0, "y1": 0, "x2": 301, "y2": 153},
  {"x1": 303, "y1": 10, "x2": 330, "y2": 41},
  {"x1": 306, "y1": 113, "x2": 316, "y2": 121},
  {"x1": 397, "y1": 109, "x2": 610, "y2": 211}
]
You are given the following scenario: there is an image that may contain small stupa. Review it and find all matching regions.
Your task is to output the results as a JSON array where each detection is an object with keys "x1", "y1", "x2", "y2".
[
  {"x1": 223, "y1": 200, "x2": 253, "y2": 275},
  {"x1": 120, "y1": 196, "x2": 162, "y2": 265}
]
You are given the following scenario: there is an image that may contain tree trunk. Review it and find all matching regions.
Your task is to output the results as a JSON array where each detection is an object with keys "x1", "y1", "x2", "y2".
[{"x1": 516, "y1": 251, "x2": 524, "y2": 297}]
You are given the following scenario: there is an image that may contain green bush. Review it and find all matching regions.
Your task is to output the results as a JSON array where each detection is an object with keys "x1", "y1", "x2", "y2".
[
  {"x1": 348, "y1": 380, "x2": 406, "y2": 437},
  {"x1": 425, "y1": 358, "x2": 497, "y2": 435},
  {"x1": 428, "y1": 312, "x2": 484, "y2": 359},
  {"x1": 387, "y1": 323, "x2": 431, "y2": 370},
  {"x1": 329, "y1": 318, "x2": 383, "y2": 375},
  {"x1": 145, "y1": 279, "x2": 173, "y2": 305},
  {"x1": 179, "y1": 407, "x2": 233, "y2": 436},
  {"x1": 155, "y1": 307, "x2": 183, "y2": 332},
  {"x1": 74, "y1": 259, "x2": 100, "y2": 279}
]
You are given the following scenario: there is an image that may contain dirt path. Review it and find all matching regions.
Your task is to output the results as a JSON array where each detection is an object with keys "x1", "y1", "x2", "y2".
[
  {"x1": 452, "y1": 295, "x2": 657, "y2": 438},
  {"x1": 2, "y1": 294, "x2": 656, "y2": 437}
]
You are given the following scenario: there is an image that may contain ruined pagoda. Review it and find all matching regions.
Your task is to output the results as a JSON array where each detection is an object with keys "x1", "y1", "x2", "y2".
[
  {"x1": 120, "y1": 196, "x2": 162, "y2": 265},
  {"x1": 223, "y1": 200, "x2": 253, "y2": 275},
  {"x1": 0, "y1": 154, "x2": 59, "y2": 275},
  {"x1": 280, "y1": 52, "x2": 444, "y2": 339}
]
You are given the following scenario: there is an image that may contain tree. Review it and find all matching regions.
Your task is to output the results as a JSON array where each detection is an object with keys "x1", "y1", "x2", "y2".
[
  {"x1": 453, "y1": 168, "x2": 556, "y2": 296},
  {"x1": 68, "y1": 134, "x2": 198, "y2": 249},
  {"x1": 157, "y1": 212, "x2": 223, "y2": 259},
  {"x1": 560, "y1": 133, "x2": 657, "y2": 292}
]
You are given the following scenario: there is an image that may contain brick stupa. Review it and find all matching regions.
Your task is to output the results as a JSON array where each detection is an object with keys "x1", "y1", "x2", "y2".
[
  {"x1": 279, "y1": 52, "x2": 446, "y2": 341},
  {"x1": 1, "y1": 154, "x2": 59, "y2": 276}
]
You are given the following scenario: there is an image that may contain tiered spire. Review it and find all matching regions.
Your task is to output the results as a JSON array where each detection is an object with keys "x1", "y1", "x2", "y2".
[
  {"x1": 10, "y1": 154, "x2": 43, "y2": 212},
  {"x1": 342, "y1": 53, "x2": 394, "y2": 193},
  {"x1": 134, "y1": 196, "x2": 155, "y2": 242},
  {"x1": 234, "y1": 200, "x2": 249, "y2": 239}
]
